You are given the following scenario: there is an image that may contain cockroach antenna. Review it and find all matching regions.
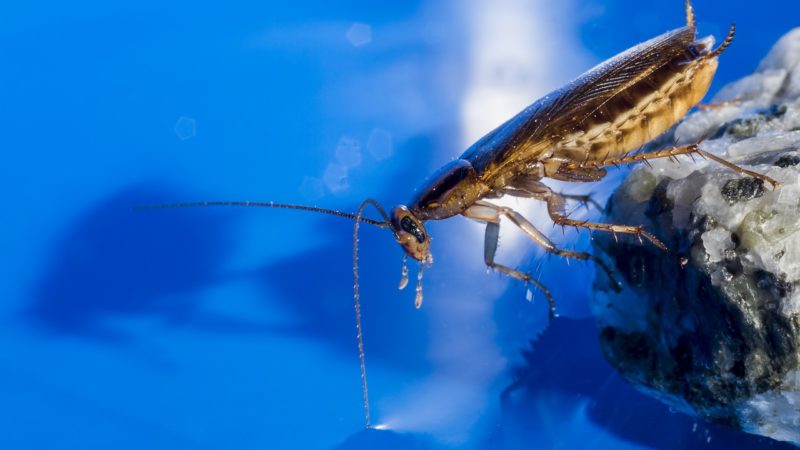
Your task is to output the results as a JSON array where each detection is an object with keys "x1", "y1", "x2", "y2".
[
  {"x1": 134, "y1": 201, "x2": 390, "y2": 228},
  {"x1": 136, "y1": 198, "x2": 400, "y2": 429}
]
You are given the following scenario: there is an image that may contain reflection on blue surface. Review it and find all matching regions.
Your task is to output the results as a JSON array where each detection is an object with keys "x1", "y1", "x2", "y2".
[{"x1": 2, "y1": 0, "x2": 798, "y2": 448}]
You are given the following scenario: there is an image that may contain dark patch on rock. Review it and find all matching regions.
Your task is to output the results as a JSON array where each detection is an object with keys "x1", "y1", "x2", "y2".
[
  {"x1": 724, "y1": 249, "x2": 744, "y2": 276},
  {"x1": 754, "y1": 269, "x2": 793, "y2": 298},
  {"x1": 723, "y1": 106, "x2": 786, "y2": 141},
  {"x1": 764, "y1": 104, "x2": 788, "y2": 118},
  {"x1": 774, "y1": 154, "x2": 800, "y2": 167},
  {"x1": 726, "y1": 117, "x2": 766, "y2": 140},
  {"x1": 721, "y1": 178, "x2": 765, "y2": 204},
  {"x1": 645, "y1": 179, "x2": 674, "y2": 217}
]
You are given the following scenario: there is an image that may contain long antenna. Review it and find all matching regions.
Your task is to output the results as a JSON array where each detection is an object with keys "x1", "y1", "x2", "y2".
[
  {"x1": 140, "y1": 197, "x2": 395, "y2": 427},
  {"x1": 135, "y1": 200, "x2": 390, "y2": 228},
  {"x1": 352, "y1": 199, "x2": 393, "y2": 429}
]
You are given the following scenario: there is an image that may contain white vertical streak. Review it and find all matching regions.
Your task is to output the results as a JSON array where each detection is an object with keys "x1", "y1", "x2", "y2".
[{"x1": 381, "y1": 0, "x2": 592, "y2": 445}]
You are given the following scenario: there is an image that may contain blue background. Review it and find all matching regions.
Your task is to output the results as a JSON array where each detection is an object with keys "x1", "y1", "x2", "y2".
[{"x1": 2, "y1": 1, "x2": 798, "y2": 449}]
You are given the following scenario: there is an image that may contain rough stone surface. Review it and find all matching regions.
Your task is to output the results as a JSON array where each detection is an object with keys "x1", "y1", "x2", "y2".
[{"x1": 592, "y1": 28, "x2": 800, "y2": 446}]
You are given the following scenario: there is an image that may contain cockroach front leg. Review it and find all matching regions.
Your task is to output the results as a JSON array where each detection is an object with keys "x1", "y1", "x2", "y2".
[{"x1": 463, "y1": 201, "x2": 620, "y2": 318}]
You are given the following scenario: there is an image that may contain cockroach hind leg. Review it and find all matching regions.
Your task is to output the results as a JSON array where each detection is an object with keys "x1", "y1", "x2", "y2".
[
  {"x1": 694, "y1": 147, "x2": 780, "y2": 190},
  {"x1": 685, "y1": 0, "x2": 696, "y2": 31},
  {"x1": 697, "y1": 98, "x2": 742, "y2": 111}
]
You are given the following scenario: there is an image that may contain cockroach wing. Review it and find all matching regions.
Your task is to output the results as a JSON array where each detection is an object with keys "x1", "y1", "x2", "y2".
[{"x1": 462, "y1": 26, "x2": 696, "y2": 175}]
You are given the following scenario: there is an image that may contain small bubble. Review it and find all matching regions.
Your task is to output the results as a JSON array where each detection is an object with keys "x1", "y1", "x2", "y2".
[
  {"x1": 668, "y1": 407, "x2": 677, "y2": 414},
  {"x1": 525, "y1": 289, "x2": 533, "y2": 302},
  {"x1": 367, "y1": 128, "x2": 393, "y2": 160},
  {"x1": 345, "y1": 22, "x2": 372, "y2": 47},
  {"x1": 692, "y1": 423, "x2": 698, "y2": 432},
  {"x1": 323, "y1": 163, "x2": 349, "y2": 192},
  {"x1": 335, "y1": 137, "x2": 362, "y2": 168},
  {"x1": 174, "y1": 116, "x2": 196, "y2": 140}
]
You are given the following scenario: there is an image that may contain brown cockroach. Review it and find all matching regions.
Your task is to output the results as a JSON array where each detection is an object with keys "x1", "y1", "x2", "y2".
[{"x1": 144, "y1": 0, "x2": 779, "y2": 428}]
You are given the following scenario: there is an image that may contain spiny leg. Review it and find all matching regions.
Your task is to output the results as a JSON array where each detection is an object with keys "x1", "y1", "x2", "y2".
[
  {"x1": 697, "y1": 98, "x2": 742, "y2": 111},
  {"x1": 509, "y1": 172, "x2": 603, "y2": 211},
  {"x1": 502, "y1": 179, "x2": 667, "y2": 250},
  {"x1": 566, "y1": 143, "x2": 779, "y2": 189},
  {"x1": 485, "y1": 220, "x2": 557, "y2": 319},
  {"x1": 464, "y1": 201, "x2": 620, "y2": 318},
  {"x1": 550, "y1": 187, "x2": 666, "y2": 250}
]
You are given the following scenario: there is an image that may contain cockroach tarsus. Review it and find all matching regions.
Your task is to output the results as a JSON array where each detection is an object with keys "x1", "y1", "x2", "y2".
[{"x1": 140, "y1": 0, "x2": 780, "y2": 429}]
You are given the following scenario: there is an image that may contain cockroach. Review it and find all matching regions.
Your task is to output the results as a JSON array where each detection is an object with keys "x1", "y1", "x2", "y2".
[{"x1": 142, "y1": 0, "x2": 779, "y2": 428}]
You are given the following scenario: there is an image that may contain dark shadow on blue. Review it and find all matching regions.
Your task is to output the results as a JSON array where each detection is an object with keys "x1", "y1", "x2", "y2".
[
  {"x1": 26, "y1": 184, "x2": 246, "y2": 341},
  {"x1": 487, "y1": 317, "x2": 794, "y2": 450}
]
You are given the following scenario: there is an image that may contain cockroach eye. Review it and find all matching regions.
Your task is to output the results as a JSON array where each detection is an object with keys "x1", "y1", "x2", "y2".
[{"x1": 401, "y1": 216, "x2": 425, "y2": 243}]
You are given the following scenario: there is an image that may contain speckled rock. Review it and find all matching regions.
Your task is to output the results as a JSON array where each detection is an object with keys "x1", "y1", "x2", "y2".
[{"x1": 592, "y1": 28, "x2": 800, "y2": 445}]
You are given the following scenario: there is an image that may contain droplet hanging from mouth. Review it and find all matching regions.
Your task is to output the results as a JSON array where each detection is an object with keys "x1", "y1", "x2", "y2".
[
  {"x1": 414, "y1": 264, "x2": 425, "y2": 308},
  {"x1": 398, "y1": 255, "x2": 409, "y2": 290}
]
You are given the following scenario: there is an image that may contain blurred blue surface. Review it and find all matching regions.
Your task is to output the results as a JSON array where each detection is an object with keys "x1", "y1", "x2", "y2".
[{"x1": 2, "y1": 1, "x2": 799, "y2": 449}]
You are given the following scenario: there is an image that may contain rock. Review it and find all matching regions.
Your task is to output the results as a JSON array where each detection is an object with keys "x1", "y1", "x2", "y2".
[{"x1": 591, "y1": 28, "x2": 800, "y2": 446}]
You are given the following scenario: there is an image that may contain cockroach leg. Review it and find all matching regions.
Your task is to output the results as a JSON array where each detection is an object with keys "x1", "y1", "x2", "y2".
[
  {"x1": 480, "y1": 220, "x2": 556, "y2": 319},
  {"x1": 697, "y1": 98, "x2": 742, "y2": 111},
  {"x1": 507, "y1": 181, "x2": 667, "y2": 250},
  {"x1": 547, "y1": 194, "x2": 667, "y2": 250},
  {"x1": 570, "y1": 144, "x2": 702, "y2": 169},
  {"x1": 463, "y1": 200, "x2": 621, "y2": 313},
  {"x1": 685, "y1": 0, "x2": 695, "y2": 30},
  {"x1": 545, "y1": 162, "x2": 608, "y2": 183},
  {"x1": 569, "y1": 144, "x2": 780, "y2": 189},
  {"x1": 696, "y1": 147, "x2": 780, "y2": 189}
]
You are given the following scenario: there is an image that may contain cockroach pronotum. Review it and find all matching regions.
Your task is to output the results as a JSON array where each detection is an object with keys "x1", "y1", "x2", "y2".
[{"x1": 142, "y1": 0, "x2": 779, "y2": 428}]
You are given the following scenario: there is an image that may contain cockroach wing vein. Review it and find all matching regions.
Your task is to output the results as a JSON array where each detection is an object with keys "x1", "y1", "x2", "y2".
[{"x1": 461, "y1": 26, "x2": 696, "y2": 176}]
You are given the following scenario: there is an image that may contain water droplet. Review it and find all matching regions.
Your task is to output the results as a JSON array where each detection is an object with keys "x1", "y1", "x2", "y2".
[
  {"x1": 322, "y1": 163, "x2": 349, "y2": 192},
  {"x1": 345, "y1": 22, "x2": 372, "y2": 47},
  {"x1": 174, "y1": 116, "x2": 196, "y2": 140},
  {"x1": 398, "y1": 257, "x2": 409, "y2": 290},
  {"x1": 414, "y1": 264, "x2": 424, "y2": 308},
  {"x1": 335, "y1": 136, "x2": 361, "y2": 168}
]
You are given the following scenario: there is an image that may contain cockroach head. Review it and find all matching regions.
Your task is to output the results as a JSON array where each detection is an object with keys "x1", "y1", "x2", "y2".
[{"x1": 390, "y1": 205, "x2": 431, "y2": 262}]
